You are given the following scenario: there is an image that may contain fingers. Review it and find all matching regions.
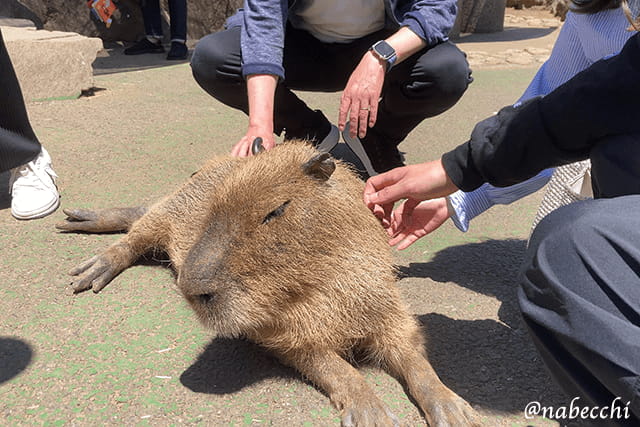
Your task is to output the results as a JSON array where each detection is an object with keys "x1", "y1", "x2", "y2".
[
  {"x1": 357, "y1": 104, "x2": 370, "y2": 139},
  {"x1": 349, "y1": 98, "x2": 360, "y2": 139},
  {"x1": 231, "y1": 138, "x2": 251, "y2": 158},
  {"x1": 231, "y1": 133, "x2": 276, "y2": 158},
  {"x1": 338, "y1": 94, "x2": 350, "y2": 132},
  {"x1": 364, "y1": 168, "x2": 409, "y2": 208}
]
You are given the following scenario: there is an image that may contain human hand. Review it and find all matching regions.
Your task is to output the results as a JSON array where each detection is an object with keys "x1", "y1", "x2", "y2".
[
  {"x1": 363, "y1": 160, "x2": 458, "y2": 226},
  {"x1": 387, "y1": 198, "x2": 451, "y2": 250},
  {"x1": 231, "y1": 124, "x2": 276, "y2": 157},
  {"x1": 338, "y1": 51, "x2": 386, "y2": 139}
]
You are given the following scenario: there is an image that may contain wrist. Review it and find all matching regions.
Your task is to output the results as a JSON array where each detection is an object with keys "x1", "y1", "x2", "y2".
[{"x1": 369, "y1": 40, "x2": 397, "y2": 72}]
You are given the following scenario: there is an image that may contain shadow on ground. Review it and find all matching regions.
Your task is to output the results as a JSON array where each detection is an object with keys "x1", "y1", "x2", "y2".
[
  {"x1": 454, "y1": 26, "x2": 558, "y2": 44},
  {"x1": 0, "y1": 337, "x2": 33, "y2": 384},
  {"x1": 180, "y1": 337, "x2": 297, "y2": 394},
  {"x1": 399, "y1": 239, "x2": 567, "y2": 413},
  {"x1": 92, "y1": 45, "x2": 192, "y2": 76},
  {"x1": 178, "y1": 240, "x2": 566, "y2": 417}
]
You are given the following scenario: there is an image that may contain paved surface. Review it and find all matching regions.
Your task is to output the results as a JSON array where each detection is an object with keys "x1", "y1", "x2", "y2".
[{"x1": 1, "y1": 8, "x2": 572, "y2": 427}]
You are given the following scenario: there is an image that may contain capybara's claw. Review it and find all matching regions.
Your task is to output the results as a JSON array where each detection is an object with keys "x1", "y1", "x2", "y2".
[
  {"x1": 424, "y1": 395, "x2": 482, "y2": 427},
  {"x1": 69, "y1": 255, "x2": 118, "y2": 294},
  {"x1": 341, "y1": 402, "x2": 400, "y2": 427},
  {"x1": 63, "y1": 208, "x2": 98, "y2": 221},
  {"x1": 56, "y1": 209, "x2": 101, "y2": 232}
]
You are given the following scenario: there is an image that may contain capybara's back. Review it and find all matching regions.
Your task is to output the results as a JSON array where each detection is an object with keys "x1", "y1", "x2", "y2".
[{"x1": 59, "y1": 141, "x2": 479, "y2": 427}]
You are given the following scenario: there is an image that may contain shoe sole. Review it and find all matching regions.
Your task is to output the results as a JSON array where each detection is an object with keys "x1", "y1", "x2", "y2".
[{"x1": 12, "y1": 196, "x2": 60, "y2": 220}]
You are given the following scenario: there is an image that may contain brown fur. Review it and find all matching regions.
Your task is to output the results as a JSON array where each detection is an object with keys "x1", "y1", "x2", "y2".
[{"x1": 58, "y1": 141, "x2": 480, "y2": 427}]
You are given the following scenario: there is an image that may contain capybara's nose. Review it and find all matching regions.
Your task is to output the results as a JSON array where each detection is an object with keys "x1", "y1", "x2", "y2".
[{"x1": 196, "y1": 293, "x2": 215, "y2": 304}]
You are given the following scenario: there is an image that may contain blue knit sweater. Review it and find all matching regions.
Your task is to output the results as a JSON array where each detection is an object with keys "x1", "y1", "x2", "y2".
[{"x1": 225, "y1": 0, "x2": 457, "y2": 79}]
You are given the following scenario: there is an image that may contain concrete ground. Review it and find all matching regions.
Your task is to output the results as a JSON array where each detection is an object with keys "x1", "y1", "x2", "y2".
[{"x1": 1, "y1": 9, "x2": 575, "y2": 427}]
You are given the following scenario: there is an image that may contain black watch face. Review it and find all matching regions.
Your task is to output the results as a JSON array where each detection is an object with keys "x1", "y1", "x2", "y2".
[{"x1": 375, "y1": 41, "x2": 395, "y2": 59}]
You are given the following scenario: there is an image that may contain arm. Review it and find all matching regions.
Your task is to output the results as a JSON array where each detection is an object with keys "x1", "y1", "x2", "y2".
[
  {"x1": 448, "y1": 169, "x2": 553, "y2": 231},
  {"x1": 230, "y1": 74, "x2": 278, "y2": 157},
  {"x1": 231, "y1": 0, "x2": 287, "y2": 157},
  {"x1": 443, "y1": 32, "x2": 640, "y2": 192},
  {"x1": 446, "y1": 13, "x2": 588, "y2": 229},
  {"x1": 394, "y1": 0, "x2": 458, "y2": 47}
]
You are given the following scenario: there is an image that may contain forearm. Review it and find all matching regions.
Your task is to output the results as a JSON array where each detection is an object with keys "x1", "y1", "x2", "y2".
[
  {"x1": 247, "y1": 74, "x2": 277, "y2": 131},
  {"x1": 442, "y1": 32, "x2": 640, "y2": 191},
  {"x1": 384, "y1": 27, "x2": 427, "y2": 65}
]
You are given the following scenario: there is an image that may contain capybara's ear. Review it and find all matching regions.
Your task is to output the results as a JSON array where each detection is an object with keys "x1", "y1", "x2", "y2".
[
  {"x1": 251, "y1": 137, "x2": 266, "y2": 155},
  {"x1": 302, "y1": 152, "x2": 336, "y2": 182}
]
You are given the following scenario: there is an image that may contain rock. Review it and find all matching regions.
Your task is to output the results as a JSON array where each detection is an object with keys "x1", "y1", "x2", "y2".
[
  {"x1": 506, "y1": 52, "x2": 534, "y2": 64},
  {"x1": 0, "y1": 0, "x2": 242, "y2": 43},
  {"x1": 452, "y1": 0, "x2": 507, "y2": 36},
  {"x1": 2, "y1": 25, "x2": 103, "y2": 101}
]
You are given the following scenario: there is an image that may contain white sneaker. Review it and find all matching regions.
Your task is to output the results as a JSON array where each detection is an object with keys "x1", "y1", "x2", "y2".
[{"x1": 9, "y1": 147, "x2": 60, "y2": 220}]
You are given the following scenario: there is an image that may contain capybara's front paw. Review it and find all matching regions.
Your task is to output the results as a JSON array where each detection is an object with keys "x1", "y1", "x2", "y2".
[
  {"x1": 422, "y1": 391, "x2": 481, "y2": 427},
  {"x1": 341, "y1": 399, "x2": 400, "y2": 427},
  {"x1": 69, "y1": 253, "x2": 120, "y2": 294}
]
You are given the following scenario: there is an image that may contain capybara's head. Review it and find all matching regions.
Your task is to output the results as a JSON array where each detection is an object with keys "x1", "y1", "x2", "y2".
[{"x1": 176, "y1": 141, "x2": 391, "y2": 337}]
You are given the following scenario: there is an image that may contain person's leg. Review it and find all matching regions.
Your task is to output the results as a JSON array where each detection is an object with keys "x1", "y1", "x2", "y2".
[
  {"x1": 0, "y1": 28, "x2": 59, "y2": 219},
  {"x1": 141, "y1": 0, "x2": 163, "y2": 39},
  {"x1": 0, "y1": 28, "x2": 41, "y2": 171},
  {"x1": 165, "y1": 0, "x2": 188, "y2": 60},
  {"x1": 124, "y1": 0, "x2": 164, "y2": 55},
  {"x1": 167, "y1": 0, "x2": 187, "y2": 43},
  {"x1": 520, "y1": 198, "x2": 640, "y2": 426}
]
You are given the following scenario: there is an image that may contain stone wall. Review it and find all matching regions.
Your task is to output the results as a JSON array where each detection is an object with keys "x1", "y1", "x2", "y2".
[{"x1": 0, "y1": 0, "x2": 242, "y2": 42}]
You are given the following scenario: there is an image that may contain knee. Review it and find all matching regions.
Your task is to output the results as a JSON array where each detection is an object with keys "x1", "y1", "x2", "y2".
[
  {"x1": 190, "y1": 29, "x2": 241, "y2": 90},
  {"x1": 521, "y1": 200, "x2": 607, "y2": 305},
  {"x1": 387, "y1": 42, "x2": 471, "y2": 116}
]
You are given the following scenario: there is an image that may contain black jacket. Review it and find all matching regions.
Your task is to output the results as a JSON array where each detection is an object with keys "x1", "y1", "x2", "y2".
[{"x1": 442, "y1": 32, "x2": 640, "y2": 192}]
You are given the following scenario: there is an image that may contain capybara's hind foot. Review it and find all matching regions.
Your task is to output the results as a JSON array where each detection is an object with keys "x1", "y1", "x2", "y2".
[{"x1": 56, "y1": 207, "x2": 147, "y2": 233}]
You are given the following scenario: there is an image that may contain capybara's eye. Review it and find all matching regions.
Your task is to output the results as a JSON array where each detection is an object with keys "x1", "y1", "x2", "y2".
[
  {"x1": 197, "y1": 293, "x2": 214, "y2": 304},
  {"x1": 262, "y1": 200, "x2": 291, "y2": 224}
]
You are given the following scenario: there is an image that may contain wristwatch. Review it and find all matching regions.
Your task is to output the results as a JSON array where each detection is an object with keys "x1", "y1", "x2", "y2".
[{"x1": 369, "y1": 40, "x2": 397, "y2": 72}]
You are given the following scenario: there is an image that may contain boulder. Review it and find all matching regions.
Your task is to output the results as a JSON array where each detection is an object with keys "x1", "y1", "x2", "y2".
[
  {"x1": 0, "y1": 0, "x2": 242, "y2": 42},
  {"x1": 2, "y1": 25, "x2": 103, "y2": 101}
]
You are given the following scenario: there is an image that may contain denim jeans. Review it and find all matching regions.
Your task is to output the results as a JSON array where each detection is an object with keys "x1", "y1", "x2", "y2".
[{"x1": 141, "y1": 0, "x2": 187, "y2": 42}]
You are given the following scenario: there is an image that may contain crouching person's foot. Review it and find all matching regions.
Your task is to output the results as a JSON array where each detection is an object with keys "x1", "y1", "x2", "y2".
[
  {"x1": 124, "y1": 37, "x2": 164, "y2": 55},
  {"x1": 10, "y1": 147, "x2": 60, "y2": 220},
  {"x1": 167, "y1": 41, "x2": 188, "y2": 60}
]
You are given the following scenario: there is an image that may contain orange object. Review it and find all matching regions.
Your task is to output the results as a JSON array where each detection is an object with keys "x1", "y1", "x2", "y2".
[{"x1": 87, "y1": 0, "x2": 117, "y2": 28}]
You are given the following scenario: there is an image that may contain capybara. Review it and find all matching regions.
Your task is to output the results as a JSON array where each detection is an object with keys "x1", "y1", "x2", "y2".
[{"x1": 57, "y1": 140, "x2": 479, "y2": 427}]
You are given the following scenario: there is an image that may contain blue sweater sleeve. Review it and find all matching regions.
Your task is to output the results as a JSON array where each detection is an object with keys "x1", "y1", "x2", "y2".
[
  {"x1": 240, "y1": 0, "x2": 288, "y2": 79},
  {"x1": 396, "y1": 0, "x2": 457, "y2": 46}
]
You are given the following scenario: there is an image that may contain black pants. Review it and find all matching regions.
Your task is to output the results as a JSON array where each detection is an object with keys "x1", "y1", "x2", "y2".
[
  {"x1": 141, "y1": 0, "x2": 187, "y2": 42},
  {"x1": 0, "y1": 28, "x2": 41, "y2": 173},
  {"x1": 190, "y1": 25, "x2": 472, "y2": 146},
  {"x1": 521, "y1": 133, "x2": 640, "y2": 426}
]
